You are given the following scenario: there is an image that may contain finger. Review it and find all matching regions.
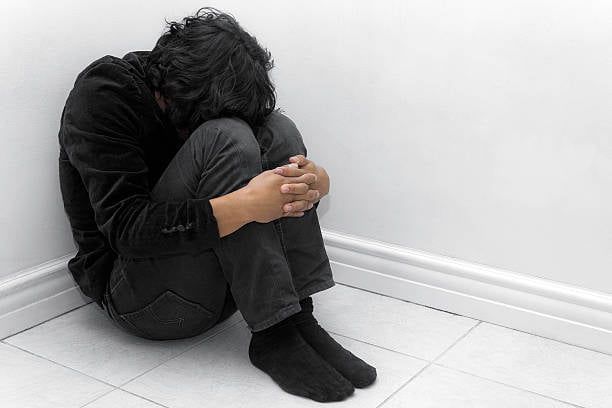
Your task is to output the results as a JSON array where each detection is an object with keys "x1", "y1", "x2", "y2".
[
  {"x1": 283, "y1": 200, "x2": 311, "y2": 213},
  {"x1": 282, "y1": 211, "x2": 305, "y2": 217},
  {"x1": 290, "y1": 190, "x2": 320, "y2": 201},
  {"x1": 283, "y1": 172, "x2": 317, "y2": 185},
  {"x1": 289, "y1": 154, "x2": 309, "y2": 166},
  {"x1": 280, "y1": 183, "x2": 309, "y2": 194},
  {"x1": 273, "y1": 165, "x2": 308, "y2": 177}
]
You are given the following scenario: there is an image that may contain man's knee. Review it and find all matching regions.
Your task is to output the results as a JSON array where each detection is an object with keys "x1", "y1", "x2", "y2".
[
  {"x1": 152, "y1": 116, "x2": 264, "y2": 201},
  {"x1": 188, "y1": 116, "x2": 262, "y2": 167},
  {"x1": 260, "y1": 111, "x2": 308, "y2": 167},
  {"x1": 191, "y1": 116, "x2": 258, "y2": 147}
]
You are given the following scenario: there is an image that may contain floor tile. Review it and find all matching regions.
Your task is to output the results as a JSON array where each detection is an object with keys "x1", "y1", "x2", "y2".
[
  {"x1": 382, "y1": 365, "x2": 574, "y2": 408},
  {"x1": 123, "y1": 320, "x2": 427, "y2": 407},
  {"x1": 84, "y1": 389, "x2": 163, "y2": 407},
  {"x1": 0, "y1": 342, "x2": 111, "y2": 408},
  {"x1": 312, "y1": 284, "x2": 478, "y2": 360},
  {"x1": 438, "y1": 323, "x2": 612, "y2": 408},
  {"x1": 4, "y1": 303, "x2": 242, "y2": 386}
]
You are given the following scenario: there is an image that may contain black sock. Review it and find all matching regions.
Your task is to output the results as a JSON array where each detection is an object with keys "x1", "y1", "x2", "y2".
[
  {"x1": 249, "y1": 316, "x2": 355, "y2": 402},
  {"x1": 290, "y1": 297, "x2": 377, "y2": 388}
]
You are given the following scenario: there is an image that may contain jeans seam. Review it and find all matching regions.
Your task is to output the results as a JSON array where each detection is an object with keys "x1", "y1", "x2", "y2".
[
  {"x1": 261, "y1": 151, "x2": 269, "y2": 171},
  {"x1": 104, "y1": 289, "x2": 151, "y2": 339},
  {"x1": 219, "y1": 126, "x2": 247, "y2": 183},
  {"x1": 249, "y1": 302, "x2": 301, "y2": 332},
  {"x1": 276, "y1": 220, "x2": 289, "y2": 260},
  {"x1": 109, "y1": 274, "x2": 125, "y2": 295},
  {"x1": 297, "y1": 278, "x2": 336, "y2": 301}
]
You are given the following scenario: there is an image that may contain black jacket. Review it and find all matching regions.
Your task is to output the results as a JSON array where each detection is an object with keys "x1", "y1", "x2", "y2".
[{"x1": 58, "y1": 51, "x2": 221, "y2": 308}]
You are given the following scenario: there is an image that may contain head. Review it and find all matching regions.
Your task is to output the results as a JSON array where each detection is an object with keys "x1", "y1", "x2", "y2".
[{"x1": 146, "y1": 7, "x2": 276, "y2": 134}]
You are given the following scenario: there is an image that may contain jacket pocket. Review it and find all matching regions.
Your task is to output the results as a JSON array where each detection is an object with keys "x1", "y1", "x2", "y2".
[{"x1": 118, "y1": 290, "x2": 216, "y2": 340}]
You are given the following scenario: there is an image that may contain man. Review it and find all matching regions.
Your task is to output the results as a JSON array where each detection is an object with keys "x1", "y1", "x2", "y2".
[{"x1": 58, "y1": 7, "x2": 376, "y2": 402}]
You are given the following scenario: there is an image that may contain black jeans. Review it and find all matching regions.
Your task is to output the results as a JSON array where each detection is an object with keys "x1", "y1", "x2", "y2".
[{"x1": 103, "y1": 111, "x2": 334, "y2": 340}]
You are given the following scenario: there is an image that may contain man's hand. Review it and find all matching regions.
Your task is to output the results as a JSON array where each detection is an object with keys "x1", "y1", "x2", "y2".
[
  {"x1": 242, "y1": 169, "x2": 320, "y2": 223},
  {"x1": 273, "y1": 155, "x2": 330, "y2": 214}
]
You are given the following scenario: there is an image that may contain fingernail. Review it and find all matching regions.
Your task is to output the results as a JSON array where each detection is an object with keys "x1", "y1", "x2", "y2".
[
  {"x1": 285, "y1": 205, "x2": 292, "y2": 211},
  {"x1": 281, "y1": 185, "x2": 289, "y2": 193},
  {"x1": 273, "y1": 167, "x2": 283, "y2": 174}
]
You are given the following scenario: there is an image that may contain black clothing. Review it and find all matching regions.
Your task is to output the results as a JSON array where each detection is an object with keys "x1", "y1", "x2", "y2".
[
  {"x1": 102, "y1": 113, "x2": 334, "y2": 336},
  {"x1": 58, "y1": 51, "x2": 221, "y2": 307},
  {"x1": 248, "y1": 313, "x2": 355, "y2": 402},
  {"x1": 289, "y1": 297, "x2": 377, "y2": 388}
]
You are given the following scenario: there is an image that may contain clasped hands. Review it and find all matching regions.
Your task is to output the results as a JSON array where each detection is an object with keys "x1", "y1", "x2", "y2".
[
  {"x1": 274, "y1": 154, "x2": 329, "y2": 217},
  {"x1": 243, "y1": 154, "x2": 328, "y2": 223}
]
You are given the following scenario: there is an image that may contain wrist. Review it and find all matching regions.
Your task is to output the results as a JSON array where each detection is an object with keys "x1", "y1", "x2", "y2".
[
  {"x1": 209, "y1": 186, "x2": 255, "y2": 238},
  {"x1": 235, "y1": 186, "x2": 256, "y2": 224}
]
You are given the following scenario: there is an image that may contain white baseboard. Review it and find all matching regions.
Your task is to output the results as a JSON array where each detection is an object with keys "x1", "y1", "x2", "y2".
[
  {"x1": 322, "y1": 229, "x2": 612, "y2": 355},
  {"x1": 3, "y1": 234, "x2": 612, "y2": 355},
  {"x1": 0, "y1": 253, "x2": 89, "y2": 339}
]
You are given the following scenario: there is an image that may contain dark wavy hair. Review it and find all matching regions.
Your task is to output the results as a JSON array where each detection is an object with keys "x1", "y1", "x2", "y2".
[{"x1": 146, "y1": 7, "x2": 276, "y2": 131}]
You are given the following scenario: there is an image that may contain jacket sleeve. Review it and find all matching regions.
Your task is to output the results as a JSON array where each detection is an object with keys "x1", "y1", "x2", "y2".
[{"x1": 60, "y1": 61, "x2": 221, "y2": 258}]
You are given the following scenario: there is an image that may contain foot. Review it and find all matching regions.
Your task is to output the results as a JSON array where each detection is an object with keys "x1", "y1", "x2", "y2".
[
  {"x1": 291, "y1": 297, "x2": 377, "y2": 388},
  {"x1": 249, "y1": 319, "x2": 355, "y2": 402}
]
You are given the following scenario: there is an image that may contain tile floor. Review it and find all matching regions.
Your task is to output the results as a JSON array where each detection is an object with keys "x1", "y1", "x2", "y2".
[{"x1": 1, "y1": 284, "x2": 611, "y2": 408}]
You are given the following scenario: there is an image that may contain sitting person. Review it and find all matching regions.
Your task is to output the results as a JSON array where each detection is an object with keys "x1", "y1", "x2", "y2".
[{"x1": 58, "y1": 7, "x2": 376, "y2": 402}]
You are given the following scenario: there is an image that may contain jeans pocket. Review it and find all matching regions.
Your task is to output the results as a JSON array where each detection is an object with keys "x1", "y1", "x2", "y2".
[{"x1": 118, "y1": 290, "x2": 216, "y2": 340}]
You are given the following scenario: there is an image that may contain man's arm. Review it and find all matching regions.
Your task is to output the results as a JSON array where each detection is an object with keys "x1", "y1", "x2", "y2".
[
  {"x1": 61, "y1": 61, "x2": 237, "y2": 258},
  {"x1": 209, "y1": 189, "x2": 253, "y2": 237}
]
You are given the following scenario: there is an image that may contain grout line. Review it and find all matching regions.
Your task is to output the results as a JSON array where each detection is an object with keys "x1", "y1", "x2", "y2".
[
  {"x1": 78, "y1": 387, "x2": 172, "y2": 408},
  {"x1": 120, "y1": 389, "x2": 172, "y2": 408},
  {"x1": 335, "y1": 283, "x2": 466, "y2": 317},
  {"x1": 375, "y1": 363, "x2": 429, "y2": 408},
  {"x1": 117, "y1": 316, "x2": 244, "y2": 389},
  {"x1": 1, "y1": 301, "x2": 93, "y2": 341},
  {"x1": 3, "y1": 341, "x2": 118, "y2": 389},
  {"x1": 328, "y1": 331, "x2": 429, "y2": 363},
  {"x1": 431, "y1": 321, "x2": 482, "y2": 362},
  {"x1": 375, "y1": 321, "x2": 482, "y2": 408},
  {"x1": 482, "y1": 320, "x2": 612, "y2": 358},
  {"x1": 2, "y1": 311, "x2": 242, "y2": 405},
  {"x1": 433, "y1": 363, "x2": 588, "y2": 408},
  {"x1": 88, "y1": 388, "x2": 172, "y2": 408},
  {"x1": 337, "y1": 283, "x2": 612, "y2": 358},
  {"x1": 79, "y1": 388, "x2": 119, "y2": 408}
]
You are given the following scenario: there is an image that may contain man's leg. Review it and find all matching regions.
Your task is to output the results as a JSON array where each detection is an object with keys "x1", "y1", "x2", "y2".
[
  {"x1": 150, "y1": 115, "x2": 354, "y2": 402},
  {"x1": 103, "y1": 114, "x2": 317, "y2": 333},
  {"x1": 154, "y1": 116, "x2": 317, "y2": 331},
  {"x1": 255, "y1": 111, "x2": 334, "y2": 299},
  {"x1": 105, "y1": 116, "x2": 301, "y2": 339},
  {"x1": 256, "y1": 111, "x2": 377, "y2": 389}
]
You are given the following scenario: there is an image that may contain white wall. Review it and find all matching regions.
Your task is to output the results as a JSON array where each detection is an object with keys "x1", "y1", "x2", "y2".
[{"x1": 1, "y1": 0, "x2": 610, "y2": 295}]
